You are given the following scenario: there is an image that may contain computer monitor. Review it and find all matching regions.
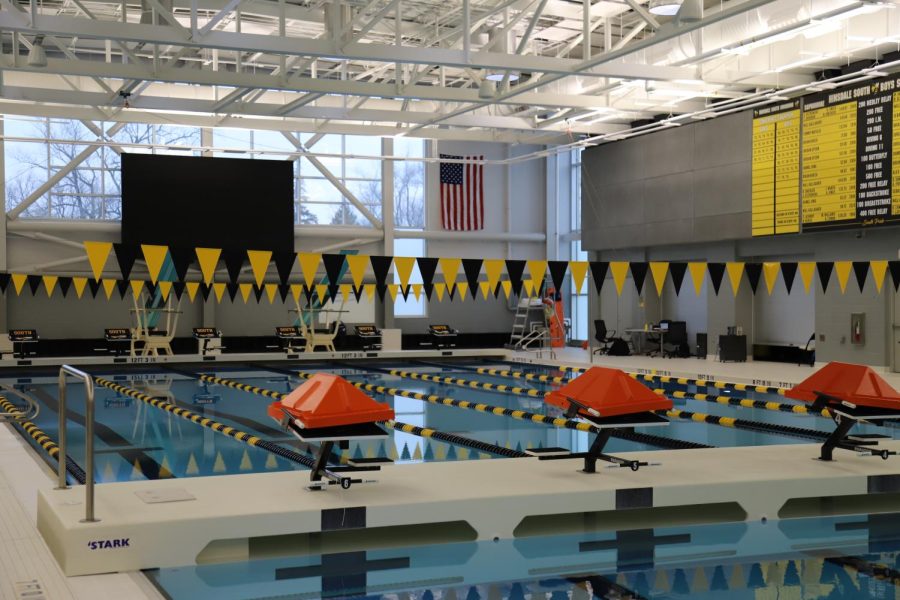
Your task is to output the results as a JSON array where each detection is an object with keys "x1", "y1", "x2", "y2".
[{"x1": 659, "y1": 322, "x2": 669, "y2": 331}]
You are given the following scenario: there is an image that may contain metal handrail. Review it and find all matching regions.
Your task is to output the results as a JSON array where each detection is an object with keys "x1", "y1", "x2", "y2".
[{"x1": 58, "y1": 365, "x2": 98, "y2": 523}]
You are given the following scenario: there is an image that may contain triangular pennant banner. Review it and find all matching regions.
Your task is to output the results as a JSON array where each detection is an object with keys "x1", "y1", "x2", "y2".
[
  {"x1": 84, "y1": 241, "x2": 112, "y2": 281},
  {"x1": 0, "y1": 273, "x2": 9, "y2": 294},
  {"x1": 462, "y1": 259, "x2": 483, "y2": 299},
  {"x1": 589, "y1": 261, "x2": 609, "y2": 294},
  {"x1": 609, "y1": 262, "x2": 629, "y2": 296},
  {"x1": 834, "y1": 261, "x2": 852, "y2": 294},
  {"x1": 871, "y1": 260, "x2": 888, "y2": 293},
  {"x1": 688, "y1": 262, "x2": 706, "y2": 296},
  {"x1": 798, "y1": 262, "x2": 815, "y2": 294},
  {"x1": 213, "y1": 282, "x2": 226, "y2": 302},
  {"x1": 195, "y1": 248, "x2": 222, "y2": 284},
  {"x1": 726, "y1": 262, "x2": 744, "y2": 297},
  {"x1": 457, "y1": 281, "x2": 469, "y2": 300},
  {"x1": 87, "y1": 279, "x2": 102, "y2": 298},
  {"x1": 315, "y1": 283, "x2": 329, "y2": 304},
  {"x1": 158, "y1": 280, "x2": 172, "y2": 301},
  {"x1": 629, "y1": 262, "x2": 648, "y2": 295},
  {"x1": 72, "y1": 277, "x2": 87, "y2": 299},
  {"x1": 339, "y1": 283, "x2": 351, "y2": 303},
  {"x1": 707, "y1": 263, "x2": 725, "y2": 295},
  {"x1": 387, "y1": 284, "x2": 399, "y2": 302},
  {"x1": 322, "y1": 253, "x2": 347, "y2": 295},
  {"x1": 762, "y1": 262, "x2": 780, "y2": 295},
  {"x1": 505, "y1": 260, "x2": 526, "y2": 297},
  {"x1": 169, "y1": 246, "x2": 194, "y2": 282},
  {"x1": 816, "y1": 262, "x2": 834, "y2": 293},
  {"x1": 57, "y1": 276, "x2": 72, "y2": 298},
  {"x1": 483, "y1": 259, "x2": 504, "y2": 290},
  {"x1": 478, "y1": 281, "x2": 490, "y2": 299},
  {"x1": 247, "y1": 250, "x2": 272, "y2": 287},
  {"x1": 102, "y1": 279, "x2": 117, "y2": 300},
  {"x1": 649, "y1": 262, "x2": 669, "y2": 296},
  {"x1": 42, "y1": 275, "x2": 58, "y2": 298},
  {"x1": 270, "y1": 251, "x2": 294, "y2": 285},
  {"x1": 434, "y1": 282, "x2": 446, "y2": 301},
  {"x1": 298, "y1": 253, "x2": 321, "y2": 288},
  {"x1": 888, "y1": 261, "x2": 900, "y2": 291},
  {"x1": 745, "y1": 263, "x2": 762, "y2": 294},
  {"x1": 501, "y1": 280, "x2": 512, "y2": 299},
  {"x1": 116, "y1": 279, "x2": 130, "y2": 299},
  {"x1": 11, "y1": 273, "x2": 26, "y2": 295},
  {"x1": 548, "y1": 261, "x2": 569, "y2": 294},
  {"x1": 670, "y1": 262, "x2": 688, "y2": 295},
  {"x1": 27, "y1": 275, "x2": 41, "y2": 296},
  {"x1": 439, "y1": 257, "x2": 462, "y2": 292},
  {"x1": 527, "y1": 260, "x2": 547, "y2": 292},
  {"x1": 394, "y1": 256, "x2": 417, "y2": 289},
  {"x1": 417, "y1": 257, "x2": 439, "y2": 289},
  {"x1": 569, "y1": 261, "x2": 588, "y2": 294},
  {"x1": 345, "y1": 254, "x2": 369, "y2": 289},
  {"x1": 370, "y1": 256, "x2": 393, "y2": 290},
  {"x1": 852, "y1": 261, "x2": 869, "y2": 293},
  {"x1": 172, "y1": 281, "x2": 186, "y2": 300},
  {"x1": 141, "y1": 244, "x2": 169, "y2": 284},
  {"x1": 364, "y1": 283, "x2": 376, "y2": 302},
  {"x1": 253, "y1": 284, "x2": 265, "y2": 303},
  {"x1": 522, "y1": 279, "x2": 535, "y2": 298},
  {"x1": 185, "y1": 281, "x2": 200, "y2": 302},
  {"x1": 781, "y1": 262, "x2": 798, "y2": 294},
  {"x1": 226, "y1": 282, "x2": 239, "y2": 302},
  {"x1": 113, "y1": 243, "x2": 139, "y2": 280},
  {"x1": 130, "y1": 279, "x2": 145, "y2": 298},
  {"x1": 200, "y1": 283, "x2": 213, "y2": 302},
  {"x1": 222, "y1": 249, "x2": 245, "y2": 285},
  {"x1": 290, "y1": 284, "x2": 303, "y2": 304},
  {"x1": 239, "y1": 283, "x2": 253, "y2": 303}
]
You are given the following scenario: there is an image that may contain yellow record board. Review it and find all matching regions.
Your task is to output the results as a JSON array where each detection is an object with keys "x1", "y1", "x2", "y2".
[{"x1": 752, "y1": 101, "x2": 800, "y2": 235}]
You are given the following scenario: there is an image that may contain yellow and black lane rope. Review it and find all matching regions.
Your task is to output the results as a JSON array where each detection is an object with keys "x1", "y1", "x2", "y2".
[
  {"x1": 94, "y1": 377, "x2": 320, "y2": 470},
  {"x1": 0, "y1": 396, "x2": 86, "y2": 484},
  {"x1": 197, "y1": 374, "x2": 524, "y2": 458},
  {"x1": 297, "y1": 370, "x2": 713, "y2": 451},
  {"x1": 394, "y1": 367, "x2": 826, "y2": 417},
  {"x1": 377, "y1": 368, "x2": 839, "y2": 442}
]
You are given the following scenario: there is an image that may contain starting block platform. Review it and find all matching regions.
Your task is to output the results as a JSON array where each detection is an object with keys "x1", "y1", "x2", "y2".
[{"x1": 38, "y1": 440, "x2": 900, "y2": 576}]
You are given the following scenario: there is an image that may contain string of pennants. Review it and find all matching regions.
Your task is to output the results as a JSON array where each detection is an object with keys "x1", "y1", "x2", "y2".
[{"x1": 0, "y1": 241, "x2": 894, "y2": 303}]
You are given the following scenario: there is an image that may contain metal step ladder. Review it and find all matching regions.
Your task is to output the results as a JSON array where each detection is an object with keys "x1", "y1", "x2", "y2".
[
  {"x1": 507, "y1": 299, "x2": 531, "y2": 348},
  {"x1": 506, "y1": 298, "x2": 555, "y2": 358}
]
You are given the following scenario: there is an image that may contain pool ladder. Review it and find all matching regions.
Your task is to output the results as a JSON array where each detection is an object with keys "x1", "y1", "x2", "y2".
[{"x1": 57, "y1": 365, "x2": 99, "y2": 523}]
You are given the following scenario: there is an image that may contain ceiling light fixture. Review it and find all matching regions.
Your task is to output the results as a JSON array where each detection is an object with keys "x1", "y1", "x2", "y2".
[
  {"x1": 27, "y1": 36, "x2": 47, "y2": 68},
  {"x1": 649, "y1": 0, "x2": 683, "y2": 16},
  {"x1": 484, "y1": 72, "x2": 520, "y2": 82}
]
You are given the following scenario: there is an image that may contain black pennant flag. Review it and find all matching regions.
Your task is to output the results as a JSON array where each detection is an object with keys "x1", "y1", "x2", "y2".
[
  {"x1": 889, "y1": 261, "x2": 900, "y2": 291},
  {"x1": 273, "y1": 252, "x2": 296, "y2": 285},
  {"x1": 0, "y1": 273, "x2": 10, "y2": 294},
  {"x1": 669, "y1": 262, "x2": 688, "y2": 295},
  {"x1": 146, "y1": 281, "x2": 157, "y2": 298},
  {"x1": 172, "y1": 281, "x2": 186, "y2": 300},
  {"x1": 57, "y1": 276, "x2": 72, "y2": 297},
  {"x1": 279, "y1": 284, "x2": 290, "y2": 303},
  {"x1": 400, "y1": 285, "x2": 411, "y2": 301},
  {"x1": 816, "y1": 262, "x2": 834, "y2": 293},
  {"x1": 745, "y1": 263, "x2": 762, "y2": 294},
  {"x1": 369, "y1": 256, "x2": 393, "y2": 291},
  {"x1": 88, "y1": 279, "x2": 102, "y2": 298},
  {"x1": 169, "y1": 247, "x2": 194, "y2": 282},
  {"x1": 629, "y1": 262, "x2": 648, "y2": 295},
  {"x1": 352, "y1": 285, "x2": 364, "y2": 302},
  {"x1": 462, "y1": 259, "x2": 483, "y2": 299},
  {"x1": 505, "y1": 260, "x2": 526, "y2": 297},
  {"x1": 222, "y1": 249, "x2": 245, "y2": 285},
  {"x1": 548, "y1": 261, "x2": 569, "y2": 294},
  {"x1": 852, "y1": 261, "x2": 870, "y2": 293},
  {"x1": 226, "y1": 282, "x2": 239, "y2": 302},
  {"x1": 113, "y1": 243, "x2": 139, "y2": 280},
  {"x1": 117, "y1": 280, "x2": 129, "y2": 299},
  {"x1": 417, "y1": 257, "x2": 439, "y2": 288},
  {"x1": 494, "y1": 282, "x2": 502, "y2": 298},
  {"x1": 589, "y1": 261, "x2": 609, "y2": 294},
  {"x1": 447, "y1": 284, "x2": 456, "y2": 301},
  {"x1": 27, "y1": 275, "x2": 42, "y2": 296},
  {"x1": 254, "y1": 285, "x2": 265, "y2": 303},
  {"x1": 200, "y1": 283, "x2": 212, "y2": 301},
  {"x1": 322, "y1": 254, "x2": 347, "y2": 299},
  {"x1": 781, "y1": 262, "x2": 798, "y2": 294},
  {"x1": 707, "y1": 263, "x2": 726, "y2": 295},
  {"x1": 376, "y1": 284, "x2": 388, "y2": 301}
]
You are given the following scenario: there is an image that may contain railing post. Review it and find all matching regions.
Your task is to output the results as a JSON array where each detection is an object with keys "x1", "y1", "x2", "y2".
[{"x1": 58, "y1": 365, "x2": 98, "y2": 523}]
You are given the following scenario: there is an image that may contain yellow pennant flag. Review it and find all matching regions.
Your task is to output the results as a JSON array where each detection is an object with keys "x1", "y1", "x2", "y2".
[
  {"x1": 84, "y1": 241, "x2": 112, "y2": 281},
  {"x1": 340, "y1": 284, "x2": 352, "y2": 303},
  {"x1": 501, "y1": 280, "x2": 512, "y2": 299},
  {"x1": 569, "y1": 261, "x2": 589, "y2": 294},
  {"x1": 387, "y1": 284, "x2": 399, "y2": 302},
  {"x1": 72, "y1": 276, "x2": 87, "y2": 299},
  {"x1": 527, "y1": 260, "x2": 548, "y2": 291},
  {"x1": 346, "y1": 255, "x2": 369, "y2": 289},
  {"x1": 523, "y1": 279, "x2": 535, "y2": 297},
  {"x1": 364, "y1": 284, "x2": 376, "y2": 302},
  {"x1": 726, "y1": 262, "x2": 744, "y2": 297},
  {"x1": 479, "y1": 281, "x2": 491, "y2": 299},
  {"x1": 871, "y1": 260, "x2": 888, "y2": 293},
  {"x1": 649, "y1": 262, "x2": 669, "y2": 296},
  {"x1": 413, "y1": 283, "x2": 423, "y2": 301},
  {"x1": 688, "y1": 262, "x2": 706, "y2": 296},
  {"x1": 130, "y1": 279, "x2": 145, "y2": 298},
  {"x1": 239, "y1": 283, "x2": 253, "y2": 303},
  {"x1": 610, "y1": 262, "x2": 629, "y2": 296},
  {"x1": 185, "y1": 281, "x2": 200, "y2": 302},
  {"x1": 835, "y1": 261, "x2": 852, "y2": 293},
  {"x1": 213, "y1": 282, "x2": 226, "y2": 302},
  {"x1": 434, "y1": 282, "x2": 446, "y2": 301},
  {"x1": 457, "y1": 282, "x2": 469, "y2": 301},
  {"x1": 11, "y1": 274, "x2": 26, "y2": 295},
  {"x1": 290, "y1": 284, "x2": 303, "y2": 304},
  {"x1": 484, "y1": 259, "x2": 504, "y2": 289},
  {"x1": 266, "y1": 283, "x2": 279, "y2": 303},
  {"x1": 141, "y1": 244, "x2": 169, "y2": 284},
  {"x1": 298, "y1": 253, "x2": 322, "y2": 288},
  {"x1": 315, "y1": 284, "x2": 328, "y2": 303},
  {"x1": 798, "y1": 262, "x2": 815, "y2": 294},
  {"x1": 195, "y1": 248, "x2": 221, "y2": 284},
  {"x1": 102, "y1": 279, "x2": 116, "y2": 300},
  {"x1": 763, "y1": 262, "x2": 780, "y2": 295},
  {"x1": 439, "y1": 258, "x2": 461, "y2": 291},
  {"x1": 158, "y1": 280, "x2": 172, "y2": 301},
  {"x1": 42, "y1": 275, "x2": 58, "y2": 298},
  {"x1": 247, "y1": 250, "x2": 272, "y2": 287},
  {"x1": 393, "y1": 257, "x2": 416, "y2": 289}
]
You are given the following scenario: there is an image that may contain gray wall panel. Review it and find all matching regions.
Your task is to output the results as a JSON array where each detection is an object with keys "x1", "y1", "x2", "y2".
[
  {"x1": 693, "y1": 112, "x2": 751, "y2": 169},
  {"x1": 644, "y1": 125, "x2": 694, "y2": 179},
  {"x1": 644, "y1": 173, "x2": 693, "y2": 223}
]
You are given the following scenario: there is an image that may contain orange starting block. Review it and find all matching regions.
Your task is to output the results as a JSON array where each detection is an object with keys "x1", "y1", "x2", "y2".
[
  {"x1": 539, "y1": 367, "x2": 673, "y2": 473},
  {"x1": 269, "y1": 373, "x2": 395, "y2": 490},
  {"x1": 786, "y1": 361, "x2": 900, "y2": 461}
]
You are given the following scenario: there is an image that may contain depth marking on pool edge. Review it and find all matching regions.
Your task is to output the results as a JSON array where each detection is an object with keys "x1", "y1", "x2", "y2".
[{"x1": 13, "y1": 579, "x2": 46, "y2": 600}]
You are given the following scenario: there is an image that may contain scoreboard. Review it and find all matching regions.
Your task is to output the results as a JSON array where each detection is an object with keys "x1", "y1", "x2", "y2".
[{"x1": 751, "y1": 74, "x2": 900, "y2": 235}]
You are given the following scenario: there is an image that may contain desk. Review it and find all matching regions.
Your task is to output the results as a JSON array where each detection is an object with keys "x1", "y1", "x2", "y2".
[{"x1": 624, "y1": 328, "x2": 665, "y2": 355}]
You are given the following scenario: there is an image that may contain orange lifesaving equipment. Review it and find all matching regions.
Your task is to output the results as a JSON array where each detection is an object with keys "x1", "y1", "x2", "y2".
[
  {"x1": 267, "y1": 373, "x2": 395, "y2": 428},
  {"x1": 545, "y1": 366, "x2": 673, "y2": 418},
  {"x1": 785, "y1": 361, "x2": 900, "y2": 411}
]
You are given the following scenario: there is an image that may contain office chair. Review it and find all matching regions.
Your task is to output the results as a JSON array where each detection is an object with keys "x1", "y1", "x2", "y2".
[
  {"x1": 663, "y1": 321, "x2": 688, "y2": 358},
  {"x1": 592, "y1": 319, "x2": 616, "y2": 355},
  {"x1": 645, "y1": 319, "x2": 669, "y2": 357}
]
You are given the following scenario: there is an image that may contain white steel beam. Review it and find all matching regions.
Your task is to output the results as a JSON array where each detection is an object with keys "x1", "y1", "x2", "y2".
[{"x1": 198, "y1": 0, "x2": 242, "y2": 36}]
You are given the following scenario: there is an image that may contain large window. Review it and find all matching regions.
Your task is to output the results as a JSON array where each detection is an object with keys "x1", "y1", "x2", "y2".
[
  {"x1": 393, "y1": 138, "x2": 425, "y2": 229},
  {"x1": 393, "y1": 237, "x2": 427, "y2": 318},
  {"x1": 569, "y1": 149, "x2": 588, "y2": 340}
]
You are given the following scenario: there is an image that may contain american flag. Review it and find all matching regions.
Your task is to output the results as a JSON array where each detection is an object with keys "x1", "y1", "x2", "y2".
[{"x1": 440, "y1": 154, "x2": 484, "y2": 230}]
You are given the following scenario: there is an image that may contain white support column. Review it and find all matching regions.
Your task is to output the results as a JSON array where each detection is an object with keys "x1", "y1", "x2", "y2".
[
  {"x1": 545, "y1": 148, "x2": 558, "y2": 262},
  {"x1": 382, "y1": 136, "x2": 395, "y2": 328},
  {"x1": 583, "y1": 0, "x2": 590, "y2": 60},
  {"x1": 0, "y1": 118, "x2": 7, "y2": 331}
]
